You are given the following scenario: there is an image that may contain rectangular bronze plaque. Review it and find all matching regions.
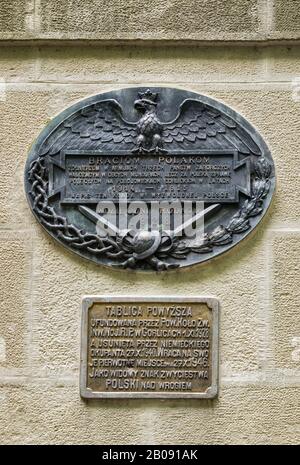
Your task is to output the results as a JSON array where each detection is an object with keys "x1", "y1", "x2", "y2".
[{"x1": 80, "y1": 296, "x2": 219, "y2": 399}]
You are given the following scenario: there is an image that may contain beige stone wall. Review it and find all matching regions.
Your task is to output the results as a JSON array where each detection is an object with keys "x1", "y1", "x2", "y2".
[
  {"x1": 0, "y1": 0, "x2": 299, "y2": 42},
  {"x1": 0, "y1": 1, "x2": 300, "y2": 445}
]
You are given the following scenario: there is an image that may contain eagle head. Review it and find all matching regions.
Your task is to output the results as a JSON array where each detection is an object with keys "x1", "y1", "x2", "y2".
[{"x1": 134, "y1": 89, "x2": 158, "y2": 113}]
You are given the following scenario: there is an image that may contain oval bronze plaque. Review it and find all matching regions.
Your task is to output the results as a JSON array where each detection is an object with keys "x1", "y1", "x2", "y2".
[{"x1": 25, "y1": 87, "x2": 275, "y2": 271}]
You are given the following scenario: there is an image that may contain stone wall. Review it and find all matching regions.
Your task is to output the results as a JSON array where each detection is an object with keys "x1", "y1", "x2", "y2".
[
  {"x1": 1, "y1": 0, "x2": 300, "y2": 42},
  {"x1": 0, "y1": 1, "x2": 299, "y2": 445}
]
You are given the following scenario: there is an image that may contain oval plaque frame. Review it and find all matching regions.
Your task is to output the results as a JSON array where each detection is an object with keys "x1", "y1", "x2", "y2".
[{"x1": 25, "y1": 87, "x2": 275, "y2": 271}]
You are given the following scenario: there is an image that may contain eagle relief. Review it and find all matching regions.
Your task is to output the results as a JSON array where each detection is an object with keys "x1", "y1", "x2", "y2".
[{"x1": 25, "y1": 87, "x2": 275, "y2": 271}]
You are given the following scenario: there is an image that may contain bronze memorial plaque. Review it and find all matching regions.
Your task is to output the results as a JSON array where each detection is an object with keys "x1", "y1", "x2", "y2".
[
  {"x1": 80, "y1": 296, "x2": 219, "y2": 399},
  {"x1": 25, "y1": 87, "x2": 275, "y2": 271}
]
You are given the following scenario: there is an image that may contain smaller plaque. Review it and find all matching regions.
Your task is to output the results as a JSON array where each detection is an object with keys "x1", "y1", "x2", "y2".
[{"x1": 80, "y1": 296, "x2": 219, "y2": 399}]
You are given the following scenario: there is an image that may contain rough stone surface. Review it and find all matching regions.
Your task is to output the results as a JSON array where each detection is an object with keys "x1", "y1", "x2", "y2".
[
  {"x1": 39, "y1": 0, "x2": 261, "y2": 40},
  {"x1": 2, "y1": 1, "x2": 300, "y2": 42},
  {"x1": 0, "y1": 91, "x2": 55, "y2": 226},
  {"x1": 267, "y1": 46, "x2": 300, "y2": 81},
  {"x1": 272, "y1": 233, "x2": 300, "y2": 369},
  {"x1": 150, "y1": 386, "x2": 300, "y2": 445},
  {"x1": 33, "y1": 44, "x2": 300, "y2": 85},
  {"x1": 0, "y1": 0, "x2": 28, "y2": 34},
  {"x1": 0, "y1": 383, "x2": 299, "y2": 444},
  {"x1": 0, "y1": 47, "x2": 36, "y2": 81},
  {"x1": 274, "y1": 0, "x2": 300, "y2": 32},
  {"x1": 0, "y1": 383, "x2": 142, "y2": 444},
  {"x1": 37, "y1": 45, "x2": 266, "y2": 83},
  {"x1": 0, "y1": 232, "x2": 31, "y2": 369}
]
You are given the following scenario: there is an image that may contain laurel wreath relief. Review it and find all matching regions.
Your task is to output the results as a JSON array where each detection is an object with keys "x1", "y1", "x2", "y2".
[{"x1": 28, "y1": 155, "x2": 272, "y2": 270}]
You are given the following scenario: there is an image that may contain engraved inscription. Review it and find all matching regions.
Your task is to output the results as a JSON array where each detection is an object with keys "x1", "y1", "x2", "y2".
[
  {"x1": 50, "y1": 150, "x2": 250, "y2": 204},
  {"x1": 81, "y1": 298, "x2": 219, "y2": 398}
]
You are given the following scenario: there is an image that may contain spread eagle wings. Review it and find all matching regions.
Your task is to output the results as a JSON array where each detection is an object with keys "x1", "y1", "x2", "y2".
[
  {"x1": 161, "y1": 99, "x2": 260, "y2": 155},
  {"x1": 41, "y1": 99, "x2": 137, "y2": 156},
  {"x1": 41, "y1": 98, "x2": 260, "y2": 156}
]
